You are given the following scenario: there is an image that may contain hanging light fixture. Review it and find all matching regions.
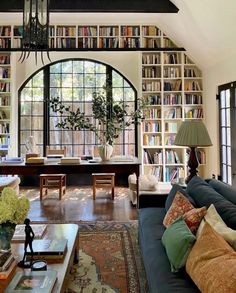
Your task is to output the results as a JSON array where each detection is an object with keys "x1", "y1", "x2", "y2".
[{"x1": 19, "y1": 0, "x2": 51, "y2": 64}]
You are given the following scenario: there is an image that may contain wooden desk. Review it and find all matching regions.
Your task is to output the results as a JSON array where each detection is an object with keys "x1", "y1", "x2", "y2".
[
  {"x1": 0, "y1": 159, "x2": 141, "y2": 205},
  {"x1": 1, "y1": 224, "x2": 79, "y2": 293}
]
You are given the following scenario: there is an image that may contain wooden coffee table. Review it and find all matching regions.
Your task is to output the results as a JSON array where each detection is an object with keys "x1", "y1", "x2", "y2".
[{"x1": 1, "y1": 224, "x2": 79, "y2": 293}]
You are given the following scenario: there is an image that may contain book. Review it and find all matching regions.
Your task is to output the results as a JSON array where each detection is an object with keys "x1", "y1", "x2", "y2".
[
  {"x1": 12, "y1": 224, "x2": 47, "y2": 241},
  {"x1": 0, "y1": 259, "x2": 17, "y2": 280},
  {"x1": 0, "y1": 251, "x2": 14, "y2": 271},
  {"x1": 60, "y1": 157, "x2": 81, "y2": 164},
  {"x1": 26, "y1": 157, "x2": 45, "y2": 164},
  {"x1": 2, "y1": 157, "x2": 24, "y2": 164},
  {"x1": 5, "y1": 270, "x2": 57, "y2": 292},
  {"x1": 26, "y1": 239, "x2": 67, "y2": 259}
]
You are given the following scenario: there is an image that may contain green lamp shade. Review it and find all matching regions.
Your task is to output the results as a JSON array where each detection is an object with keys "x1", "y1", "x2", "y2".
[{"x1": 174, "y1": 120, "x2": 212, "y2": 147}]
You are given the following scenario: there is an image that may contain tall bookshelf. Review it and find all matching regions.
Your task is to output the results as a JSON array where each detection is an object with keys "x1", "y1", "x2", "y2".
[
  {"x1": 141, "y1": 51, "x2": 204, "y2": 183},
  {"x1": 0, "y1": 52, "x2": 11, "y2": 156}
]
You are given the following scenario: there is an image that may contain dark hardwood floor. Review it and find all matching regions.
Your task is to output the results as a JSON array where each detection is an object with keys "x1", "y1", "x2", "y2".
[{"x1": 21, "y1": 186, "x2": 138, "y2": 222}]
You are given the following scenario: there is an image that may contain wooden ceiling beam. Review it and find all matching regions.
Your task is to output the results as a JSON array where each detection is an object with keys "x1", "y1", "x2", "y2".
[{"x1": 0, "y1": 0, "x2": 178, "y2": 13}]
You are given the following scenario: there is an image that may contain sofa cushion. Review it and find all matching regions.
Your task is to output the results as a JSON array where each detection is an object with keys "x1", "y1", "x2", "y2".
[
  {"x1": 138, "y1": 208, "x2": 166, "y2": 240},
  {"x1": 162, "y1": 217, "x2": 196, "y2": 272},
  {"x1": 138, "y1": 211, "x2": 199, "y2": 293},
  {"x1": 163, "y1": 191, "x2": 194, "y2": 227},
  {"x1": 165, "y1": 184, "x2": 196, "y2": 211},
  {"x1": 183, "y1": 207, "x2": 207, "y2": 234},
  {"x1": 197, "y1": 204, "x2": 236, "y2": 249},
  {"x1": 208, "y1": 179, "x2": 236, "y2": 205},
  {"x1": 186, "y1": 176, "x2": 236, "y2": 229},
  {"x1": 186, "y1": 222, "x2": 236, "y2": 293}
]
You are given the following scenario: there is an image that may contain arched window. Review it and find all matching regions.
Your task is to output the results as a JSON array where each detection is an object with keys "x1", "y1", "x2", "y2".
[{"x1": 19, "y1": 59, "x2": 138, "y2": 157}]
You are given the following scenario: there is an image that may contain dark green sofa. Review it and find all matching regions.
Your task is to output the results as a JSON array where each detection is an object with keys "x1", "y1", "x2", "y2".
[{"x1": 138, "y1": 176, "x2": 236, "y2": 293}]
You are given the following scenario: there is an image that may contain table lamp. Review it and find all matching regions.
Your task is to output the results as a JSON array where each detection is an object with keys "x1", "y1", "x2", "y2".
[{"x1": 174, "y1": 120, "x2": 212, "y2": 183}]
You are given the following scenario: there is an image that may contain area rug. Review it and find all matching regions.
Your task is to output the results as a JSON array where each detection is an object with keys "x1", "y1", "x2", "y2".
[{"x1": 66, "y1": 221, "x2": 149, "y2": 293}]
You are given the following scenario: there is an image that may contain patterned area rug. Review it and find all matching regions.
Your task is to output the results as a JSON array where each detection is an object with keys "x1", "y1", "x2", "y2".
[{"x1": 66, "y1": 221, "x2": 148, "y2": 293}]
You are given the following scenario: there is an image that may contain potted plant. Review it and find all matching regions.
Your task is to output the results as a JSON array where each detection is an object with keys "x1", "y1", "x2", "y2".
[
  {"x1": 50, "y1": 83, "x2": 146, "y2": 160},
  {"x1": 0, "y1": 187, "x2": 30, "y2": 251}
]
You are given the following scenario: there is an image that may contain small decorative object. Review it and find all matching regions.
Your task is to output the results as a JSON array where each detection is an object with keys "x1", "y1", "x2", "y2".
[
  {"x1": 0, "y1": 187, "x2": 30, "y2": 252},
  {"x1": 18, "y1": 218, "x2": 35, "y2": 268},
  {"x1": 25, "y1": 136, "x2": 39, "y2": 155},
  {"x1": 31, "y1": 260, "x2": 47, "y2": 271}
]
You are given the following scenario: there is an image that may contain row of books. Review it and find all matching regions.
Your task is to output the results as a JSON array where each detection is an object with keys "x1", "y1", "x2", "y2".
[
  {"x1": 142, "y1": 39, "x2": 161, "y2": 49},
  {"x1": 163, "y1": 94, "x2": 182, "y2": 105},
  {"x1": 145, "y1": 94, "x2": 161, "y2": 105},
  {"x1": 185, "y1": 94, "x2": 203, "y2": 104},
  {"x1": 144, "y1": 108, "x2": 161, "y2": 119},
  {"x1": 0, "y1": 55, "x2": 10, "y2": 65},
  {"x1": 185, "y1": 108, "x2": 203, "y2": 119},
  {"x1": 0, "y1": 123, "x2": 10, "y2": 133},
  {"x1": 120, "y1": 26, "x2": 140, "y2": 36},
  {"x1": 0, "y1": 82, "x2": 10, "y2": 93},
  {"x1": 142, "y1": 81, "x2": 161, "y2": 92},
  {"x1": 120, "y1": 38, "x2": 140, "y2": 48},
  {"x1": 142, "y1": 26, "x2": 161, "y2": 36},
  {"x1": 164, "y1": 107, "x2": 182, "y2": 119},
  {"x1": 142, "y1": 54, "x2": 161, "y2": 65},
  {"x1": 57, "y1": 26, "x2": 76, "y2": 37},
  {"x1": 184, "y1": 80, "x2": 202, "y2": 91},
  {"x1": 142, "y1": 67, "x2": 161, "y2": 78},
  {"x1": 143, "y1": 121, "x2": 161, "y2": 133},
  {"x1": 99, "y1": 38, "x2": 119, "y2": 49},
  {"x1": 163, "y1": 67, "x2": 181, "y2": 78},
  {"x1": 0, "y1": 136, "x2": 10, "y2": 146},
  {"x1": 163, "y1": 53, "x2": 181, "y2": 65},
  {"x1": 78, "y1": 38, "x2": 98, "y2": 49},
  {"x1": 164, "y1": 80, "x2": 182, "y2": 91},
  {"x1": 0, "y1": 67, "x2": 10, "y2": 79},
  {"x1": 0, "y1": 26, "x2": 11, "y2": 36},
  {"x1": 149, "y1": 165, "x2": 163, "y2": 181},
  {"x1": 0, "y1": 38, "x2": 11, "y2": 49},
  {"x1": 56, "y1": 38, "x2": 76, "y2": 49},
  {"x1": 143, "y1": 134, "x2": 161, "y2": 146}
]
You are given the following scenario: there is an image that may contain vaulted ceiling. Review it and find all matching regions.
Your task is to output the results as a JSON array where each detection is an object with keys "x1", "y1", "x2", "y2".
[{"x1": 0, "y1": 0, "x2": 235, "y2": 69}]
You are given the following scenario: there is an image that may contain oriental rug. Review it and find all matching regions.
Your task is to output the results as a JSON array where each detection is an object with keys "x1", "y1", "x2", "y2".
[{"x1": 66, "y1": 221, "x2": 148, "y2": 293}]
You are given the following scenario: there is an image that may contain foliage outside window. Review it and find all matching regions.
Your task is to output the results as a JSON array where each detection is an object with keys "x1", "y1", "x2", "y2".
[{"x1": 19, "y1": 59, "x2": 138, "y2": 157}]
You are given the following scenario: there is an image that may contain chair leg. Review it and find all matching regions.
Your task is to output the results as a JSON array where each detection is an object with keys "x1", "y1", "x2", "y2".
[
  {"x1": 111, "y1": 176, "x2": 115, "y2": 200},
  {"x1": 40, "y1": 178, "x2": 43, "y2": 200},
  {"x1": 93, "y1": 176, "x2": 96, "y2": 200}
]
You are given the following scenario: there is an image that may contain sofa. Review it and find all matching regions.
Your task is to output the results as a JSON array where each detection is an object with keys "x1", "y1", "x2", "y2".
[{"x1": 138, "y1": 176, "x2": 236, "y2": 293}]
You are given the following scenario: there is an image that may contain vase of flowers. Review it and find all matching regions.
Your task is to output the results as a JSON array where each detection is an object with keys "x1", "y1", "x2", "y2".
[{"x1": 0, "y1": 187, "x2": 30, "y2": 251}]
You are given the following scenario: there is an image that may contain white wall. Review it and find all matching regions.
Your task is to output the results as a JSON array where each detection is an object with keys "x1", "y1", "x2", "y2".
[{"x1": 203, "y1": 52, "x2": 236, "y2": 178}]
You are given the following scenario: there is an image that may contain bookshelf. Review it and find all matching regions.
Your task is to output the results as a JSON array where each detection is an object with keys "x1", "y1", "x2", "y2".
[
  {"x1": 0, "y1": 52, "x2": 11, "y2": 155},
  {"x1": 141, "y1": 50, "x2": 204, "y2": 183}
]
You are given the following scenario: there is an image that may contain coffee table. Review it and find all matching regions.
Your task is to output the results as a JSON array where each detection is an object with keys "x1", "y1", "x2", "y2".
[{"x1": 0, "y1": 224, "x2": 79, "y2": 293}]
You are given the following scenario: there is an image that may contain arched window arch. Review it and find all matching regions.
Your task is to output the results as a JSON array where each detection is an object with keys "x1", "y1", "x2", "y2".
[{"x1": 19, "y1": 58, "x2": 138, "y2": 157}]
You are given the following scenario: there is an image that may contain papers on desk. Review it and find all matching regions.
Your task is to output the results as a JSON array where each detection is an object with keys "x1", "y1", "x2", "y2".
[{"x1": 1, "y1": 157, "x2": 24, "y2": 164}]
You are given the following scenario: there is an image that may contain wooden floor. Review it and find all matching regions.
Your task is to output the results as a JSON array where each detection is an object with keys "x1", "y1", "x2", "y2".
[{"x1": 21, "y1": 186, "x2": 138, "y2": 222}]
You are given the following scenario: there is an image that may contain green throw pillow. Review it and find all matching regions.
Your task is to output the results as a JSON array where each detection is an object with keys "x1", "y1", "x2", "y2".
[{"x1": 162, "y1": 217, "x2": 196, "y2": 272}]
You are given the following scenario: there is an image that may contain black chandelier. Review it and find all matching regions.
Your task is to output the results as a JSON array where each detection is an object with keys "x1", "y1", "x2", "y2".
[{"x1": 19, "y1": 0, "x2": 51, "y2": 64}]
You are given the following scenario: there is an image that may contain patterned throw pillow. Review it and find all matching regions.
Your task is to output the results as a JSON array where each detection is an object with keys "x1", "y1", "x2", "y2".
[
  {"x1": 163, "y1": 191, "x2": 194, "y2": 227},
  {"x1": 186, "y1": 222, "x2": 236, "y2": 293},
  {"x1": 183, "y1": 207, "x2": 207, "y2": 234}
]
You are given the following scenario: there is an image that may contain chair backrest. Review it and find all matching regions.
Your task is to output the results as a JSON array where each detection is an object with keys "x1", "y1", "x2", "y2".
[{"x1": 46, "y1": 146, "x2": 67, "y2": 156}]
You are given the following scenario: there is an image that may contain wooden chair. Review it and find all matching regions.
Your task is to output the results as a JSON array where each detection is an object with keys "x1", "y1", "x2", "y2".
[
  {"x1": 92, "y1": 173, "x2": 115, "y2": 200},
  {"x1": 39, "y1": 146, "x2": 67, "y2": 200}
]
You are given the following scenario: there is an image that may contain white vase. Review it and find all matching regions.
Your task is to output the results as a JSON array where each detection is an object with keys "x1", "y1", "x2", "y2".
[{"x1": 98, "y1": 144, "x2": 113, "y2": 161}]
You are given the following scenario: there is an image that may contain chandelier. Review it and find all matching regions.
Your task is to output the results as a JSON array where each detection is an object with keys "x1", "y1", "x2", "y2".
[{"x1": 19, "y1": 0, "x2": 51, "y2": 64}]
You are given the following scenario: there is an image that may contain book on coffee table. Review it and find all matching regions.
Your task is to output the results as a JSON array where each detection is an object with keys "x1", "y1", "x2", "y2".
[
  {"x1": 5, "y1": 270, "x2": 57, "y2": 292},
  {"x1": 12, "y1": 224, "x2": 47, "y2": 241},
  {"x1": 0, "y1": 252, "x2": 14, "y2": 271},
  {"x1": 0, "y1": 259, "x2": 17, "y2": 280},
  {"x1": 26, "y1": 238, "x2": 68, "y2": 260}
]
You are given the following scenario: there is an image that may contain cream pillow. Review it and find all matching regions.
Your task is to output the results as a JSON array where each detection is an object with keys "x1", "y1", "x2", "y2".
[
  {"x1": 197, "y1": 204, "x2": 236, "y2": 249},
  {"x1": 129, "y1": 174, "x2": 158, "y2": 191}
]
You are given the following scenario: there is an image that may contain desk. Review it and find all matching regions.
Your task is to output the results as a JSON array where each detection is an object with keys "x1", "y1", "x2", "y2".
[{"x1": 0, "y1": 159, "x2": 141, "y2": 205}]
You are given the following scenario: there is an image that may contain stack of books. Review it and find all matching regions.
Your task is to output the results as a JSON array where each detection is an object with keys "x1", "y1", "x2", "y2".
[
  {"x1": 0, "y1": 252, "x2": 17, "y2": 279},
  {"x1": 12, "y1": 224, "x2": 47, "y2": 242},
  {"x1": 60, "y1": 157, "x2": 81, "y2": 164},
  {"x1": 26, "y1": 157, "x2": 45, "y2": 164}
]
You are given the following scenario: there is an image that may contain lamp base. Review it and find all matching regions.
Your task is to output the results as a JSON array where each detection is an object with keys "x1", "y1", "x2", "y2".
[{"x1": 186, "y1": 147, "x2": 199, "y2": 184}]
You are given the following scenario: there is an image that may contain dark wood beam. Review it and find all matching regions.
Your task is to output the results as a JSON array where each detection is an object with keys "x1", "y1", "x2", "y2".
[{"x1": 0, "y1": 0, "x2": 178, "y2": 13}]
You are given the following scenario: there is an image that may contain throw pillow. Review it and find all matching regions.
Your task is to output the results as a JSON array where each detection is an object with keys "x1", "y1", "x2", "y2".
[
  {"x1": 162, "y1": 217, "x2": 196, "y2": 273},
  {"x1": 186, "y1": 222, "x2": 236, "y2": 293},
  {"x1": 163, "y1": 191, "x2": 194, "y2": 227},
  {"x1": 165, "y1": 183, "x2": 196, "y2": 212},
  {"x1": 197, "y1": 204, "x2": 236, "y2": 249},
  {"x1": 183, "y1": 207, "x2": 207, "y2": 234}
]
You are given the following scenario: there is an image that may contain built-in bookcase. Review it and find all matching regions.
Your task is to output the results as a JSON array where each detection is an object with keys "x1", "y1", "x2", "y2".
[
  {"x1": 0, "y1": 52, "x2": 11, "y2": 155},
  {"x1": 141, "y1": 51, "x2": 204, "y2": 183}
]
